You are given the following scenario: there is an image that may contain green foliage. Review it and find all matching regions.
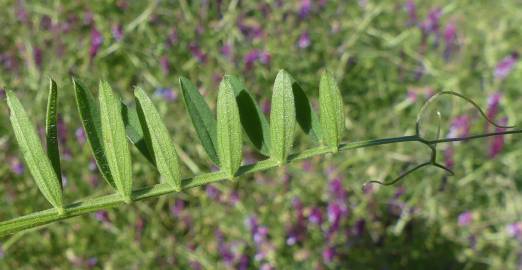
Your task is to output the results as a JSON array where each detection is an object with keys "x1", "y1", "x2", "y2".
[
  {"x1": 6, "y1": 91, "x2": 64, "y2": 214},
  {"x1": 179, "y1": 76, "x2": 220, "y2": 165},
  {"x1": 319, "y1": 71, "x2": 344, "y2": 150},
  {"x1": 270, "y1": 70, "x2": 297, "y2": 163},
  {"x1": 45, "y1": 79, "x2": 62, "y2": 187},
  {"x1": 98, "y1": 81, "x2": 133, "y2": 203},
  {"x1": 135, "y1": 87, "x2": 181, "y2": 190}
]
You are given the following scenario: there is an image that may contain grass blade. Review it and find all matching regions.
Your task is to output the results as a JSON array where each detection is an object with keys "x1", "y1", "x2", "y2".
[
  {"x1": 99, "y1": 81, "x2": 133, "y2": 202},
  {"x1": 217, "y1": 77, "x2": 242, "y2": 178},
  {"x1": 73, "y1": 78, "x2": 116, "y2": 189},
  {"x1": 122, "y1": 102, "x2": 156, "y2": 165},
  {"x1": 135, "y1": 87, "x2": 182, "y2": 190},
  {"x1": 226, "y1": 75, "x2": 271, "y2": 156},
  {"x1": 319, "y1": 71, "x2": 344, "y2": 150},
  {"x1": 6, "y1": 91, "x2": 64, "y2": 213},
  {"x1": 270, "y1": 70, "x2": 296, "y2": 163},
  {"x1": 45, "y1": 79, "x2": 62, "y2": 189},
  {"x1": 291, "y1": 80, "x2": 322, "y2": 143},
  {"x1": 179, "y1": 76, "x2": 219, "y2": 165}
]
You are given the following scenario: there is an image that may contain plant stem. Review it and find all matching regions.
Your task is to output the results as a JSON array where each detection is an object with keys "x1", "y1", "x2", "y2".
[{"x1": 1, "y1": 129, "x2": 521, "y2": 237}]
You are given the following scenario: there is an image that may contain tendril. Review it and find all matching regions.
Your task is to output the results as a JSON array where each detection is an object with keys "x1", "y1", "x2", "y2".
[{"x1": 362, "y1": 91, "x2": 511, "y2": 190}]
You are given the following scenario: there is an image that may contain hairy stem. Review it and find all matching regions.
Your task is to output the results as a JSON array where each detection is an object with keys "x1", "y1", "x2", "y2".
[{"x1": 1, "y1": 130, "x2": 521, "y2": 237}]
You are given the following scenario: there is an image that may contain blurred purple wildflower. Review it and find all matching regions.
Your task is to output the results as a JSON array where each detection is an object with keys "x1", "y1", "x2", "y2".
[
  {"x1": 154, "y1": 87, "x2": 177, "y2": 101},
  {"x1": 298, "y1": 32, "x2": 311, "y2": 49},
  {"x1": 444, "y1": 145, "x2": 455, "y2": 170},
  {"x1": 89, "y1": 27, "x2": 103, "y2": 60},
  {"x1": 486, "y1": 92, "x2": 502, "y2": 123},
  {"x1": 215, "y1": 229, "x2": 234, "y2": 265},
  {"x1": 188, "y1": 43, "x2": 207, "y2": 63},
  {"x1": 220, "y1": 43, "x2": 232, "y2": 58},
  {"x1": 83, "y1": 11, "x2": 94, "y2": 26},
  {"x1": 170, "y1": 199, "x2": 185, "y2": 217},
  {"x1": 16, "y1": 0, "x2": 28, "y2": 23},
  {"x1": 420, "y1": 8, "x2": 442, "y2": 46},
  {"x1": 322, "y1": 246, "x2": 336, "y2": 263},
  {"x1": 112, "y1": 24, "x2": 124, "y2": 41},
  {"x1": 166, "y1": 28, "x2": 178, "y2": 47},
  {"x1": 33, "y1": 47, "x2": 43, "y2": 67},
  {"x1": 9, "y1": 158, "x2": 24, "y2": 175},
  {"x1": 506, "y1": 222, "x2": 522, "y2": 240},
  {"x1": 494, "y1": 52, "x2": 518, "y2": 80},
  {"x1": 299, "y1": 0, "x2": 312, "y2": 19},
  {"x1": 443, "y1": 21, "x2": 457, "y2": 60},
  {"x1": 447, "y1": 115, "x2": 471, "y2": 139},
  {"x1": 206, "y1": 185, "x2": 221, "y2": 201},
  {"x1": 40, "y1": 15, "x2": 52, "y2": 31},
  {"x1": 95, "y1": 211, "x2": 110, "y2": 224},
  {"x1": 238, "y1": 254, "x2": 250, "y2": 270},
  {"x1": 405, "y1": 0, "x2": 417, "y2": 26},
  {"x1": 160, "y1": 56, "x2": 170, "y2": 74},
  {"x1": 489, "y1": 117, "x2": 508, "y2": 158},
  {"x1": 308, "y1": 207, "x2": 324, "y2": 225},
  {"x1": 458, "y1": 211, "x2": 473, "y2": 226}
]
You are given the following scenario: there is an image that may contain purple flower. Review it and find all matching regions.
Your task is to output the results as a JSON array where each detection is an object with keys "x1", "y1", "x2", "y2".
[
  {"x1": 506, "y1": 222, "x2": 522, "y2": 240},
  {"x1": 16, "y1": 0, "x2": 28, "y2": 23},
  {"x1": 329, "y1": 178, "x2": 347, "y2": 201},
  {"x1": 405, "y1": 0, "x2": 417, "y2": 26},
  {"x1": 112, "y1": 24, "x2": 124, "y2": 41},
  {"x1": 160, "y1": 56, "x2": 170, "y2": 74},
  {"x1": 262, "y1": 99, "x2": 271, "y2": 114},
  {"x1": 443, "y1": 21, "x2": 457, "y2": 59},
  {"x1": 353, "y1": 218, "x2": 366, "y2": 236},
  {"x1": 298, "y1": 0, "x2": 312, "y2": 19},
  {"x1": 9, "y1": 158, "x2": 24, "y2": 175},
  {"x1": 322, "y1": 246, "x2": 336, "y2": 263},
  {"x1": 447, "y1": 115, "x2": 471, "y2": 139},
  {"x1": 298, "y1": 32, "x2": 311, "y2": 49},
  {"x1": 258, "y1": 51, "x2": 271, "y2": 65},
  {"x1": 489, "y1": 117, "x2": 508, "y2": 158},
  {"x1": 33, "y1": 47, "x2": 42, "y2": 67},
  {"x1": 244, "y1": 50, "x2": 259, "y2": 71},
  {"x1": 40, "y1": 15, "x2": 53, "y2": 31},
  {"x1": 458, "y1": 211, "x2": 473, "y2": 226},
  {"x1": 421, "y1": 8, "x2": 442, "y2": 34},
  {"x1": 95, "y1": 211, "x2": 110, "y2": 224},
  {"x1": 206, "y1": 185, "x2": 221, "y2": 201},
  {"x1": 154, "y1": 88, "x2": 177, "y2": 101},
  {"x1": 83, "y1": 11, "x2": 94, "y2": 26},
  {"x1": 486, "y1": 92, "x2": 502, "y2": 122},
  {"x1": 166, "y1": 28, "x2": 178, "y2": 47},
  {"x1": 89, "y1": 27, "x2": 103, "y2": 60},
  {"x1": 188, "y1": 43, "x2": 207, "y2": 63},
  {"x1": 86, "y1": 257, "x2": 98, "y2": 267},
  {"x1": 238, "y1": 254, "x2": 250, "y2": 270},
  {"x1": 220, "y1": 43, "x2": 232, "y2": 58},
  {"x1": 75, "y1": 127, "x2": 86, "y2": 144},
  {"x1": 215, "y1": 229, "x2": 234, "y2": 265},
  {"x1": 495, "y1": 53, "x2": 518, "y2": 80},
  {"x1": 170, "y1": 199, "x2": 185, "y2": 217}
]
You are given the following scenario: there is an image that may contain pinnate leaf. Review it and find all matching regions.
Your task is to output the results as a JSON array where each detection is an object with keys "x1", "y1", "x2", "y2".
[
  {"x1": 122, "y1": 102, "x2": 156, "y2": 165},
  {"x1": 291, "y1": 80, "x2": 322, "y2": 143},
  {"x1": 6, "y1": 91, "x2": 64, "y2": 213},
  {"x1": 99, "y1": 81, "x2": 133, "y2": 202},
  {"x1": 270, "y1": 70, "x2": 296, "y2": 163},
  {"x1": 135, "y1": 87, "x2": 182, "y2": 190},
  {"x1": 216, "y1": 77, "x2": 242, "y2": 177}
]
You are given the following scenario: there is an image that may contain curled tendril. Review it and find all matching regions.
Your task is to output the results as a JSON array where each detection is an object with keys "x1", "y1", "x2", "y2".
[
  {"x1": 362, "y1": 91, "x2": 511, "y2": 190},
  {"x1": 415, "y1": 91, "x2": 514, "y2": 136}
]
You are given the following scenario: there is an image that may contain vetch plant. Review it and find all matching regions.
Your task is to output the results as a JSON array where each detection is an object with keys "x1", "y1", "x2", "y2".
[{"x1": 1, "y1": 69, "x2": 520, "y2": 237}]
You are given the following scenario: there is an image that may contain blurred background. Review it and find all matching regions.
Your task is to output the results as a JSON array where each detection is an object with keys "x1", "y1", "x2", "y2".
[{"x1": 0, "y1": 0, "x2": 521, "y2": 269}]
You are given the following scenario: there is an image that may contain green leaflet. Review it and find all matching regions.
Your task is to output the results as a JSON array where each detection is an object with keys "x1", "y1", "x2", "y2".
[
  {"x1": 226, "y1": 75, "x2": 271, "y2": 156},
  {"x1": 319, "y1": 71, "x2": 344, "y2": 150},
  {"x1": 73, "y1": 79, "x2": 116, "y2": 189},
  {"x1": 179, "y1": 76, "x2": 219, "y2": 165},
  {"x1": 134, "y1": 87, "x2": 182, "y2": 190},
  {"x1": 122, "y1": 102, "x2": 156, "y2": 165},
  {"x1": 270, "y1": 70, "x2": 296, "y2": 163},
  {"x1": 45, "y1": 79, "x2": 62, "y2": 189},
  {"x1": 99, "y1": 81, "x2": 133, "y2": 202},
  {"x1": 216, "y1": 77, "x2": 242, "y2": 177},
  {"x1": 6, "y1": 91, "x2": 64, "y2": 214},
  {"x1": 291, "y1": 80, "x2": 322, "y2": 143}
]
